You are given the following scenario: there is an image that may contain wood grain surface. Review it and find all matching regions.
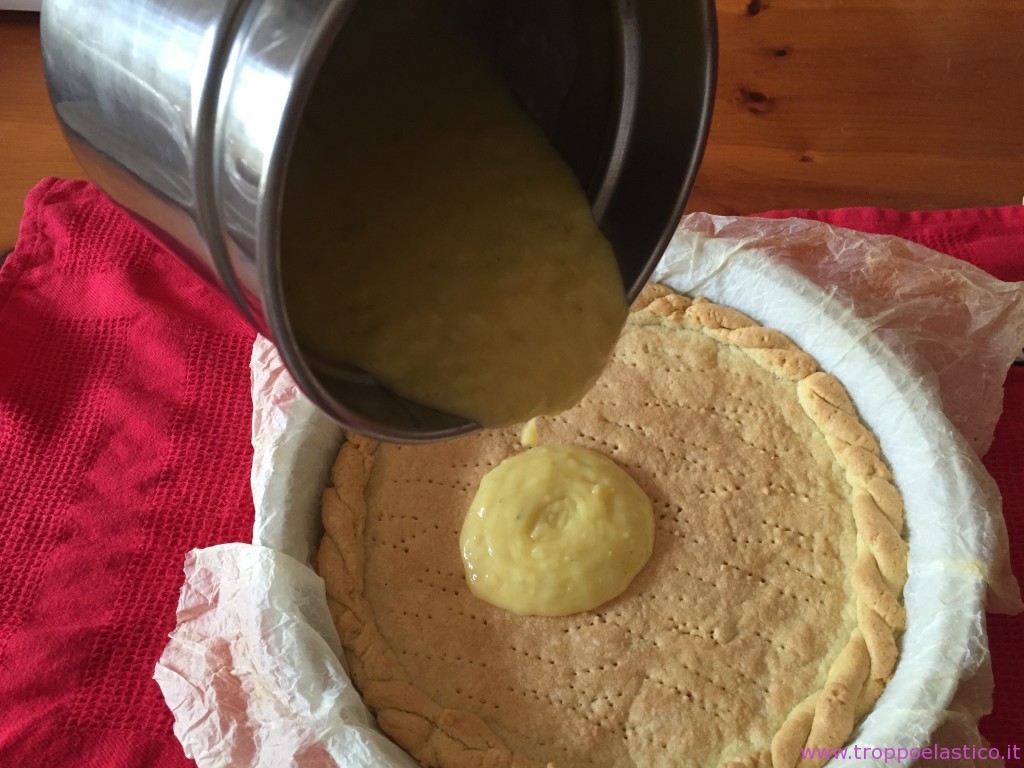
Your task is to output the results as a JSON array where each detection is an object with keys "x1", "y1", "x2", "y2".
[
  {"x1": 692, "y1": 0, "x2": 1024, "y2": 214},
  {"x1": 2, "y1": 3, "x2": 1023, "y2": 249},
  {"x1": 0, "y1": 11, "x2": 82, "y2": 250}
]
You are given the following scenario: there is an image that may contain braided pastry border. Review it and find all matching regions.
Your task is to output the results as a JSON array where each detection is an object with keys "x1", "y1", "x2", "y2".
[{"x1": 317, "y1": 284, "x2": 907, "y2": 768}]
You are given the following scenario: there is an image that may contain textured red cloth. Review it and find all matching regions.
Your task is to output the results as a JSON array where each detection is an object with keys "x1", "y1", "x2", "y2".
[
  {"x1": 0, "y1": 179, "x2": 256, "y2": 767},
  {"x1": 0, "y1": 184, "x2": 1020, "y2": 766}
]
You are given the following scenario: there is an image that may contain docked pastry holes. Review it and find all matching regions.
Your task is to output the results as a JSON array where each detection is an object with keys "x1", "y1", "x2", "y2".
[{"x1": 318, "y1": 285, "x2": 907, "y2": 768}]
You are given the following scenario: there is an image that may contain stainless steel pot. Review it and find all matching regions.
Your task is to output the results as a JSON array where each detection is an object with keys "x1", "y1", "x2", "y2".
[{"x1": 41, "y1": 0, "x2": 717, "y2": 442}]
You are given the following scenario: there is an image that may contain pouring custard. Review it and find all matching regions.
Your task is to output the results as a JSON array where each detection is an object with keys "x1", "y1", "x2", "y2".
[{"x1": 281, "y1": 0, "x2": 627, "y2": 428}]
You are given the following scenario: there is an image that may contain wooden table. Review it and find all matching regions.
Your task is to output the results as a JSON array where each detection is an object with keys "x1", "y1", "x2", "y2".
[
  {"x1": 2, "y1": 2, "x2": 1023, "y2": 250},
  {"x1": 0, "y1": 11, "x2": 81, "y2": 250},
  {"x1": 698, "y1": 0, "x2": 1024, "y2": 215}
]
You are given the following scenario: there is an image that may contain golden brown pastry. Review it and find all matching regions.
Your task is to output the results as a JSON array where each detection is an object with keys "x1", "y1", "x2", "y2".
[{"x1": 317, "y1": 285, "x2": 907, "y2": 768}]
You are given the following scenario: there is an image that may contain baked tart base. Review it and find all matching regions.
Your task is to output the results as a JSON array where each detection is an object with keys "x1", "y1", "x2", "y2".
[{"x1": 317, "y1": 285, "x2": 907, "y2": 768}]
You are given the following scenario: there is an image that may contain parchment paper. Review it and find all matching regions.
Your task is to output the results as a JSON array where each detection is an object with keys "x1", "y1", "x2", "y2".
[{"x1": 156, "y1": 213, "x2": 1024, "y2": 768}]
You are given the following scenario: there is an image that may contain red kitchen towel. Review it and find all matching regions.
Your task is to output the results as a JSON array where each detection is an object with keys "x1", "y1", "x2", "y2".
[
  {"x1": 0, "y1": 182, "x2": 1020, "y2": 767},
  {"x1": 0, "y1": 178, "x2": 256, "y2": 767}
]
